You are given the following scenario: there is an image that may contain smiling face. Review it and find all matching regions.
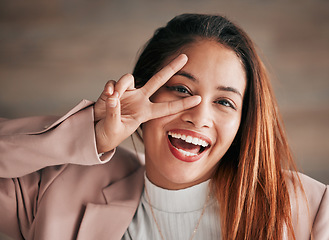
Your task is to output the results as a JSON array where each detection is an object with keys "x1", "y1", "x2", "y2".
[{"x1": 142, "y1": 40, "x2": 247, "y2": 190}]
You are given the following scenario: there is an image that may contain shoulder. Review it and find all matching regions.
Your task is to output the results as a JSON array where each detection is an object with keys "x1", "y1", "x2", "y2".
[
  {"x1": 284, "y1": 171, "x2": 329, "y2": 238},
  {"x1": 296, "y1": 173, "x2": 329, "y2": 238},
  {"x1": 296, "y1": 172, "x2": 326, "y2": 204},
  {"x1": 0, "y1": 99, "x2": 94, "y2": 135},
  {"x1": 285, "y1": 171, "x2": 327, "y2": 212}
]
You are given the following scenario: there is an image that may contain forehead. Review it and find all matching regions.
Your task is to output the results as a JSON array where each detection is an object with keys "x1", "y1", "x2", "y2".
[
  {"x1": 181, "y1": 40, "x2": 243, "y2": 71},
  {"x1": 177, "y1": 40, "x2": 246, "y2": 94}
]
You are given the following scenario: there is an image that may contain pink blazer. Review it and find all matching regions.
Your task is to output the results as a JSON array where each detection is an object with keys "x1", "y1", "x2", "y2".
[{"x1": 0, "y1": 100, "x2": 328, "y2": 240}]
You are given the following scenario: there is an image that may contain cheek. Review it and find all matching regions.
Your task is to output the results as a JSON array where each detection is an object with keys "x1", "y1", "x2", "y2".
[
  {"x1": 142, "y1": 122, "x2": 158, "y2": 162},
  {"x1": 142, "y1": 117, "x2": 169, "y2": 147},
  {"x1": 216, "y1": 115, "x2": 242, "y2": 143},
  {"x1": 228, "y1": 116, "x2": 241, "y2": 131},
  {"x1": 142, "y1": 121, "x2": 157, "y2": 148},
  {"x1": 142, "y1": 113, "x2": 181, "y2": 159}
]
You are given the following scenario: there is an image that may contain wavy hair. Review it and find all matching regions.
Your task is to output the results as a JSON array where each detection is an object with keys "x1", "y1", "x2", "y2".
[{"x1": 133, "y1": 13, "x2": 301, "y2": 239}]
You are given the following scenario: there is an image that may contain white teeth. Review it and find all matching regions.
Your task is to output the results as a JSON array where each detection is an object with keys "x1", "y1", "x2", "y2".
[
  {"x1": 192, "y1": 137, "x2": 199, "y2": 145},
  {"x1": 201, "y1": 140, "x2": 208, "y2": 147},
  {"x1": 168, "y1": 131, "x2": 209, "y2": 148},
  {"x1": 176, "y1": 147, "x2": 197, "y2": 156},
  {"x1": 186, "y1": 136, "x2": 193, "y2": 143}
]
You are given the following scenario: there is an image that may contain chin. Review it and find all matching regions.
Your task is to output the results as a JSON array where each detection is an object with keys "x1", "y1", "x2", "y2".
[{"x1": 157, "y1": 163, "x2": 212, "y2": 189}]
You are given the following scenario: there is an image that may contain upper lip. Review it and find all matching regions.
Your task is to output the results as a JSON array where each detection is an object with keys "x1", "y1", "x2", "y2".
[{"x1": 167, "y1": 129, "x2": 212, "y2": 147}]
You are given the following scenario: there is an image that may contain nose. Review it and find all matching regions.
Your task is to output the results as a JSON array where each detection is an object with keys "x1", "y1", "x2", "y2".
[{"x1": 180, "y1": 100, "x2": 213, "y2": 128}]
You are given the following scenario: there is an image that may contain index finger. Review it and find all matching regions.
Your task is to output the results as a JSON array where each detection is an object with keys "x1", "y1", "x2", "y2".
[{"x1": 140, "y1": 54, "x2": 188, "y2": 97}]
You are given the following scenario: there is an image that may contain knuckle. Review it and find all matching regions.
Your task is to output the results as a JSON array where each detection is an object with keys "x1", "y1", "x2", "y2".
[
  {"x1": 152, "y1": 73, "x2": 163, "y2": 84},
  {"x1": 108, "y1": 113, "x2": 119, "y2": 119},
  {"x1": 167, "y1": 101, "x2": 175, "y2": 114},
  {"x1": 167, "y1": 62, "x2": 176, "y2": 73},
  {"x1": 181, "y1": 98, "x2": 189, "y2": 109}
]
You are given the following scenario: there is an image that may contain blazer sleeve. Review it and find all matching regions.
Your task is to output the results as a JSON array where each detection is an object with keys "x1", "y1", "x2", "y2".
[
  {"x1": 312, "y1": 185, "x2": 329, "y2": 239},
  {"x1": 0, "y1": 99, "x2": 114, "y2": 178}
]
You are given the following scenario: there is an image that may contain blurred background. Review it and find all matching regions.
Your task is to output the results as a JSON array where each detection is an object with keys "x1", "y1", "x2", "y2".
[{"x1": 0, "y1": 0, "x2": 328, "y2": 183}]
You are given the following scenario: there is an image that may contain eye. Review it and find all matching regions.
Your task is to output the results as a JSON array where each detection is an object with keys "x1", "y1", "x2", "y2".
[
  {"x1": 167, "y1": 85, "x2": 191, "y2": 95},
  {"x1": 215, "y1": 99, "x2": 236, "y2": 110}
]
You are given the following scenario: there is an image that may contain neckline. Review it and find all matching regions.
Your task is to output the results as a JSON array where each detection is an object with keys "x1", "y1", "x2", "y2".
[{"x1": 143, "y1": 174, "x2": 211, "y2": 213}]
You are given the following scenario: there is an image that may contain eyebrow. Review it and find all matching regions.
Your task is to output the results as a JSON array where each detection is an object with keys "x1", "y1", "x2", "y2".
[
  {"x1": 218, "y1": 86, "x2": 242, "y2": 97},
  {"x1": 175, "y1": 70, "x2": 199, "y2": 83},
  {"x1": 175, "y1": 70, "x2": 243, "y2": 98}
]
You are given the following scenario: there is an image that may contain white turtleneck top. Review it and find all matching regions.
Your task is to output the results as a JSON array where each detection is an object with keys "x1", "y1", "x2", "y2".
[{"x1": 122, "y1": 175, "x2": 221, "y2": 240}]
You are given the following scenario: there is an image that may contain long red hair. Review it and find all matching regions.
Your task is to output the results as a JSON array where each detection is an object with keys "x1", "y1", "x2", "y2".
[{"x1": 211, "y1": 47, "x2": 300, "y2": 239}]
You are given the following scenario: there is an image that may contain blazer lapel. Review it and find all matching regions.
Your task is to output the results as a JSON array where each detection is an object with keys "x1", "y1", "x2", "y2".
[{"x1": 77, "y1": 167, "x2": 144, "y2": 240}]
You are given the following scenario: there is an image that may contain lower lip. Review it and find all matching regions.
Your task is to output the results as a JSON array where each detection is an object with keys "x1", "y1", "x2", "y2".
[{"x1": 167, "y1": 137, "x2": 207, "y2": 162}]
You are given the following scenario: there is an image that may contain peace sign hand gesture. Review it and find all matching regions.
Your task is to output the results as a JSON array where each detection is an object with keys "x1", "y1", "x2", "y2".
[{"x1": 94, "y1": 54, "x2": 201, "y2": 153}]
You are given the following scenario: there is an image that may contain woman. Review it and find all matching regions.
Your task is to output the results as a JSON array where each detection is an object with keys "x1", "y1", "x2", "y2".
[{"x1": 0, "y1": 14, "x2": 328, "y2": 240}]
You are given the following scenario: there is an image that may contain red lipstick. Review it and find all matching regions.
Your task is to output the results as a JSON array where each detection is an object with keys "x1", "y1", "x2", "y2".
[{"x1": 167, "y1": 129, "x2": 211, "y2": 162}]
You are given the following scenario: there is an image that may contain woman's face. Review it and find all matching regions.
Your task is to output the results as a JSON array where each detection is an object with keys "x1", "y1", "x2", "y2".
[{"x1": 142, "y1": 40, "x2": 246, "y2": 190}]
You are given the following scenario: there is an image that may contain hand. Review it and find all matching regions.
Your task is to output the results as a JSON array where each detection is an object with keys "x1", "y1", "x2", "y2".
[{"x1": 94, "y1": 54, "x2": 201, "y2": 153}]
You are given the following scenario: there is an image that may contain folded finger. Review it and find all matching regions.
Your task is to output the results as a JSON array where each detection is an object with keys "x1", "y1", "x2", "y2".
[
  {"x1": 98, "y1": 80, "x2": 116, "y2": 101},
  {"x1": 94, "y1": 80, "x2": 117, "y2": 122},
  {"x1": 115, "y1": 73, "x2": 135, "y2": 98},
  {"x1": 141, "y1": 54, "x2": 188, "y2": 97}
]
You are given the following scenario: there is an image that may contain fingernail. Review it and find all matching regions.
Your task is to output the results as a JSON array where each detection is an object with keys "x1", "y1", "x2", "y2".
[
  {"x1": 108, "y1": 86, "x2": 113, "y2": 95},
  {"x1": 191, "y1": 95, "x2": 201, "y2": 104},
  {"x1": 108, "y1": 98, "x2": 117, "y2": 108},
  {"x1": 178, "y1": 54, "x2": 188, "y2": 62}
]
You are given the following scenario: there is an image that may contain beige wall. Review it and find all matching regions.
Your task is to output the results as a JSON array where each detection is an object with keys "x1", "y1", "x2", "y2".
[{"x1": 0, "y1": 0, "x2": 328, "y2": 183}]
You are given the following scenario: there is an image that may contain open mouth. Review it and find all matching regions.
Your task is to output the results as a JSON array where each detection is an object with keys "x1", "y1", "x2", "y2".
[{"x1": 167, "y1": 130, "x2": 211, "y2": 160}]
